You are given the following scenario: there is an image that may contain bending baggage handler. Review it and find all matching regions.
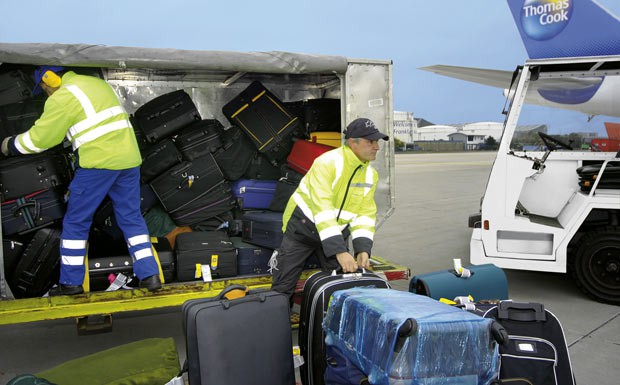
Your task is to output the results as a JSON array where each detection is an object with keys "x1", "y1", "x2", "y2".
[
  {"x1": 1, "y1": 66, "x2": 161, "y2": 295},
  {"x1": 269, "y1": 118, "x2": 389, "y2": 302}
]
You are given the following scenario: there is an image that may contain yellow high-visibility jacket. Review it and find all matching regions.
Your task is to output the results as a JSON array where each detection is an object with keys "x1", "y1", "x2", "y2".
[
  {"x1": 14, "y1": 71, "x2": 141, "y2": 169},
  {"x1": 282, "y1": 144, "x2": 378, "y2": 257}
]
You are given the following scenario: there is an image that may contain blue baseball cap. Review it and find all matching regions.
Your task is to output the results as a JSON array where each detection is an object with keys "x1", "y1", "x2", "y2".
[{"x1": 32, "y1": 66, "x2": 65, "y2": 95}]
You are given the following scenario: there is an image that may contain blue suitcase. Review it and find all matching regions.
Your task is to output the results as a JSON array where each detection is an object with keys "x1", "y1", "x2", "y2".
[
  {"x1": 231, "y1": 179, "x2": 277, "y2": 209},
  {"x1": 324, "y1": 288, "x2": 502, "y2": 385},
  {"x1": 241, "y1": 210, "x2": 283, "y2": 249},
  {"x1": 231, "y1": 237, "x2": 272, "y2": 275}
]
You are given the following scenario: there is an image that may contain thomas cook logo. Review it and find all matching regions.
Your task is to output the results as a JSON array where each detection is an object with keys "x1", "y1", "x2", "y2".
[{"x1": 521, "y1": 0, "x2": 573, "y2": 40}]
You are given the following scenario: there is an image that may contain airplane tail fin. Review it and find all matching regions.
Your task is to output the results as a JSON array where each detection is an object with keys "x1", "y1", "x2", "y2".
[{"x1": 507, "y1": 0, "x2": 620, "y2": 58}]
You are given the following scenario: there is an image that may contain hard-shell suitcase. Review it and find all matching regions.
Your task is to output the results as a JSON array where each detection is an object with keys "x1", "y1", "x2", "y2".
[
  {"x1": 241, "y1": 210, "x2": 284, "y2": 249},
  {"x1": 409, "y1": 263, "x2": 509, "y2": 301},
  {"x1": 168, "y1": 180, "x2": 236, "y2": 227},
  {"x1": 323, "y1": 289, "x2": 502, "y2": 385},
  {"x1": 269, "y1": 166, "x2": 303, "y2": 212},
  {"x1": 182, "y1": 285, "x2": 295, "y2": 385},
  {"x1": 175, "y1": 231, "x2": 237, "y2": 281},
  {"x1": 222, "y1": 81, "x2": 300, "y2": 165},
  {"x1": 140, "y1": 138, "x2": 183, "y2": 183},
  {"x1": 10, "y1": 227, "x2": 61, "y2": 298},
  {"x1": 285, "y1": 98, "x2": 341, "y2": 133},
  {"x1": 149, "y1": 153, "x2": 225, "y2": 212},
  {"x1": 1, "y1": 188, "x2": 66, "y2": 236},
  {"x1": 213, "y1": 125, "x2": 256, "y2": 181},
  {"x1": 0, "y1": 70, "x2": 33, "y2": 106},
  {"x1": 299, "y1": 270, "x2": 391, "y2": 385},
  {"x1": 0, "y1": 152, "x2": 72, "y2": 201},
  {"x1": 133, "y1": 90, "x2": 201, "y2": 143},
  {"x1": 231, "y1": 179, "x2": 277, "y2": 209},
  {"x1": 0, "y1": 99, "x2": 45, "y2": 137},
  {"x1": 309, "y1": 131, "x2": 342, "y2": 148},
  {"x1": 471, "y1": 301, "x2": 576, "y2": 385},
  {"x1": 87, "y1": 237, "x2": 176, "y2": 291},
  {"x1": 231, "y1": 236, "x2": 273, "y2": 275},
  {"x1": 175, "y1": 119, "x2": 223, "y2": 161},
  {"x1": 286, "y1": 139, "x2": 333, "y2": 175}
]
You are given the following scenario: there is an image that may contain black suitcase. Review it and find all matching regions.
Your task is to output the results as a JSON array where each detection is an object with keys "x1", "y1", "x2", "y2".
[
  {"x1": 285, "y1": 98, "x2": 341, "y2": 134},
  {"x1": 243, "y1": 152, "x2": 282, "y2": 180},
  {"x1": 231, "y1": 236, "x2": 273, "y2": 275},
  {"x1": 175, "y1": 119, "x2": 224, "y2": 161},
  {"x1": 222, "y1": 81, "x2": 300, "y2": 165},
  {"x1": 269, "y1": 166, "x2": 303, "y2": 212},
  {"x1": 149, "y1": 153, "x2": 226, "y2": 212},
  {"x1": 472, "y1": 301, "x2": 575, "y2": 385},
  {"x1": 299, "y1": 270, "x2": 391, "y2": 385},
  {"x1": 0, "y1": 99, "x2": 45, "y2": 137},
  {"x1": 213, "y1": 125, "x2": 256, "y2": 181},
  {"x1": 0, "y1": 152, "x2": 72, "y2": 201},
  {"x1": 10, "y1": 227, "x2": 61, "y2": 298},
  {"x1": 182, "y1": 285, "x2": 295, "y2": 385},
  {"x1": 87, "y1": 237, "x2": 176, "y2": 291},
  {"x1": 133, "y1": 90, "x2": 201, "y2": 143},
  {"x1": 175, "y1": 231, "x2": 237, "y2": 281},
  {"x1": 0, "y1": 70, "x2": 33, "y2": 106},
  {"x1": 1, "y1": 187, "x2": 66, "y2": 236},
  {"x1": 241, "y1": 210, "x2": 284, "y2": 249},
  {"x1": 2, "y1": 236, "x2": 29, "y2": 278},
  {"x1": 140, "y1": 138, "x2": 183, "y2": 183},
  {"x1": 168, "y1": 180, "x2": 236, "y2": 227}
]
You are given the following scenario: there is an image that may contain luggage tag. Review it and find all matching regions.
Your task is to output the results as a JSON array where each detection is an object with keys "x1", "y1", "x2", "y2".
[
  {"x1": 195, "y1": 264, "x2": 213, "y2": 282},
  {"x1": 453, "y1": 258, "x2": 472, "y2": 278}
]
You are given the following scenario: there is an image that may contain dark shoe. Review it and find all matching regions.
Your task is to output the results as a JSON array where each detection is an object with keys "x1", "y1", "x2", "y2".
[
  {"x1": 139, "y1": 274, "x2": 162, "y2": 291},
  {"x1": 49, "y1": 284, "x2": 84, "y2": 296}
]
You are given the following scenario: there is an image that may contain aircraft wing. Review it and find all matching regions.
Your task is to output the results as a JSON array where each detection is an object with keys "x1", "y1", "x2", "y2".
[{"x1": 418, "y1": 65, "x2": 513, "y2": 89}]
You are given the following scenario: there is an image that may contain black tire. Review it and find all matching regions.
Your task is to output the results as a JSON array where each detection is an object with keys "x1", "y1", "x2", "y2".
[{"x1": 570, "y1": 226, "x2": 620, "y2": 305}]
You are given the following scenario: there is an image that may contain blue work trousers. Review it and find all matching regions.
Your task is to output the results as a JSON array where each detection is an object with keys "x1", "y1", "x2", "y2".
[{"x1": 59, "y1": 167, "x2": 159, "y2": 285}]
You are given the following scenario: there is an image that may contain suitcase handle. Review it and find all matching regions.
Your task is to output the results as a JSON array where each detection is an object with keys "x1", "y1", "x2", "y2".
[
  {"x1": 331, "y1": 268, "x2": 366, "y2": 277},
  {"x1": 497, "y1": 301, "x2": 546, "y2": 322},
  {"x1": 216, "y1": 284, "x2": 248, "y2": 301}
]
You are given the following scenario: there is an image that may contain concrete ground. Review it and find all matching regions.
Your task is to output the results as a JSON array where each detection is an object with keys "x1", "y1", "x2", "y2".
[{"x1": 0, "y1": 151, "x2": 618, "y2": 384}]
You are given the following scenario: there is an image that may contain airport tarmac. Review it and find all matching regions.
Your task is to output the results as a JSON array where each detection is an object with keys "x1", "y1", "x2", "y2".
[{"x1": 1, "y1": 151, "x2": 618, "y2": 384}]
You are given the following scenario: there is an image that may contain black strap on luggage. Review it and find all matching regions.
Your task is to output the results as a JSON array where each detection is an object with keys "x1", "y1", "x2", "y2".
[{"x1": 497, "y1": 301, "x2": 547, "y2": 322}]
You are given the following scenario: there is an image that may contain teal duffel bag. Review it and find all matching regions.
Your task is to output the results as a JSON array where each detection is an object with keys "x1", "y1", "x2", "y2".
[{"x1": 409, "y1": 263, "x2": 509, "y2": 301}]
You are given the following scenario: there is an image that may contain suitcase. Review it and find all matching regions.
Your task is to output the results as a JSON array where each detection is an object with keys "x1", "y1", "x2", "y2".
[
  {"x1": 2, "y1": 236, "x2": 29, "y2": 278},
  {"x1": 175, "y1": 119, "x2": 224, "y2": 161},
  {"x1": 286, "y1": 139, "x2": 333, "y2": 175},
  {"x1": 471, "y1": 301, "x2": 576, "y2": 385},
  {"x1": 323, "y1": 289, "x2": 502, "y2": 385},
  {"x1": 133, "y1": 90, "x2": 201, "y2": 143},
  {"x1": 1, "y1": 187, "x2": 66, "y2": 236},
  {"x1": 231, "y1": 236, "x2": 273, "y2": 275},
  {"x1": 175, "y1": 231, "x2": 237, "y2": 281},
  {"x1": 0, "y1": 70, "x2": 33, "y2": 106},
  {"x1": 182, "y1": 285, "x2": 295, "y2": 385},
  {"x1": 409, "y1": 263, "x2": 509, "y2": 301},
  {"x1": 231, "y1": 179, "x2": 277, "y2": 209},
  {"x1": 213, "y1": 125, "x2": 256, "y2": 181},
  {"x1": 241, "y1": 210, "x2": 284, "y2": 249},
  {"x1": 168, "y1": 180, "x2": 236, "y2": 227},
  {"x1": 0, "y1": 152, "x2": 72, "y2": 201},
  {"x1": 222, "y1": 81, "x2": 300, "y2": 165},
  {"x1": 149, "y1": 153, "x2": 226, "y2": 212},
  {"x1": 269, "y1": 166, "x2": 303, "y2": 212},
  {"x1": 0, "y1": 99, "x2": 45, "y2": 137},
  {"x1": 87, "y1": 237, "x2": 176, "y2": 291},
  {"x1": 140, "y1": 138, "x2": 183, "y2": 183},
  {"x1": 309, "y1": 131, "x2": 342, "y2": 148},
  {"x1": 285, "y1": 99, "x2": 341, "y2": 133},
  {"x1": 10, "y1": 227, "x2": 61, "y2": 298},
  {"x1": 243, "y1": 152, "x2": 282, "y2": 180},
  {"x1": 299, "y1": 270, "x2": 391, "y2": 385}
]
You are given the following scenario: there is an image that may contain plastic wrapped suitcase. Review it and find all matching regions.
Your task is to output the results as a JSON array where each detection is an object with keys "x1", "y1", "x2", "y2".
[
  {"x1": 168, "y1": 180, "x2": 235, "y2": 227},
  {"x1": 409, "y1": 263, "x2": 509, "y2": 301},
  {"x1": 286, "y1": 139, "x2": 334, "y2": 175},
  {"x1": 149, "y1": 153, "x2": 226, "y2": 212},
  {"x1": 132, "y1": 90, "x2": 201, "y2": 143},
  {"x1": 0, "y1": 152, "x2": 72, "y2": 201},
  {"x1": 241, "y1": 210, "x2": 284, "y2": 249},
  {"x1": 213, "y1": 125, "x2": 256, "y2": 181},
  {"x1": 323, "y1": 288, "x2": 502, "y2": 385},
  {"x1": 175, "y1": 119, "x2": 224, "y2": 161},
  {"x1": 470, "y1": 301, "x2": 576, "y2": 385},
  {"x1": 231, "y1": 236, "x2": 272, "y2": 275},
  {"x1": 0, "y1": 70, "x2": 33, "y2": 106},
  {"x1": 140, "y1": 138, "x2": 183, "y2": 183},
  {"x1": 10, "y1": 227, "x2": 61, "y2": 298},
  {"x1": 231, "y1": 179, "x2": 277, "y2": 209},
  {"x1": 1, "y1": 187, "x2": 66, "y2": 236},
  {"x1": 182, "y1": 285, "x2": 295, "y2": 385},
  {"x1": 299, "y1": 270, "x2": 391, "y2": 385},
  {"x1": 222, "y1": 81, "x2": 301, "y2": 165},
  {"x1": 175, "y1": 231, "x2": 237, "y2": 281}
]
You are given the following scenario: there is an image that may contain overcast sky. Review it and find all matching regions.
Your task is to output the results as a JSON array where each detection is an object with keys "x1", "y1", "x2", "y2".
[{"x1": 2, "y1": 0, "x2": 620, "y2": 126}]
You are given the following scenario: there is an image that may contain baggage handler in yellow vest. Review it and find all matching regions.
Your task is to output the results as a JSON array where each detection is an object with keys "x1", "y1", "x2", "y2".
[
  {"x1": 270, "y1": 118, "x2": 389, "y2": 302},
  {"x1": 1, "y1": 66, "x2": 161, "y2": 295}
]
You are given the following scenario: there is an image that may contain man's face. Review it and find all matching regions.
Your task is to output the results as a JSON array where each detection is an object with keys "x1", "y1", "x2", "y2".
[{"x1": 348, "y1": 137, "x2": 381, "y2": 162}]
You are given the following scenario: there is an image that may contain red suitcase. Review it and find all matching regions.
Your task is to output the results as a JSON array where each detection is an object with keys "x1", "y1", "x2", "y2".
[{"x1": 286, "y1": 140, "x2": 334, "y2": 175}]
